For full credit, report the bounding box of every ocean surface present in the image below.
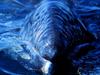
[0,0,100,75]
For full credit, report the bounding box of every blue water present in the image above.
[0,0,100,75]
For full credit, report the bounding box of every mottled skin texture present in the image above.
[20,0,96,75]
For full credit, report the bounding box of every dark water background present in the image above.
[0,0,100,75]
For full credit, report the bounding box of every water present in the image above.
[0,0,100,75]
